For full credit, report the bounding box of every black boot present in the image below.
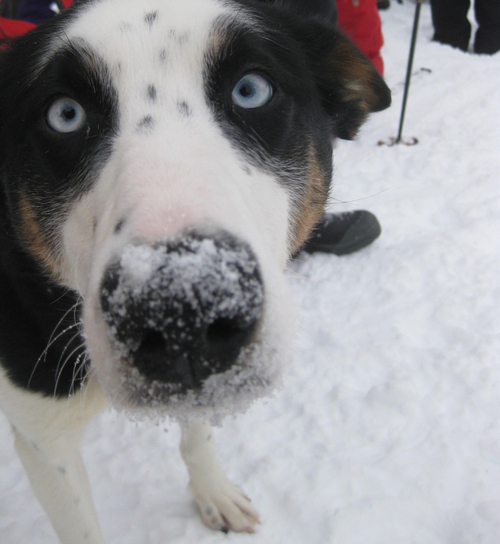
[474,26,500,54]
[301,210,381,256]
[430,0,471,51]
[474,0,500,55]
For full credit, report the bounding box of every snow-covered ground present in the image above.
[1,2,499,543]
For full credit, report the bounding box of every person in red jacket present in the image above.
[336,0,385,75]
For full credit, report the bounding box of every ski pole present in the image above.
[395,0,423,143]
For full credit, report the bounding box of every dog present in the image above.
[0,0,390,541]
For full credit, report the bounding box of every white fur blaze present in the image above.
[57,0,294,422]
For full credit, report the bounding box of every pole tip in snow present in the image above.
[378,137,419,147]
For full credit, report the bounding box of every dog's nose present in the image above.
[99,233,264,390]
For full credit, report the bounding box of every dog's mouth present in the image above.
[87,231,286,423]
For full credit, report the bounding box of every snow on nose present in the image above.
[99,231,264,390]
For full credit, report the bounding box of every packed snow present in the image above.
[1,2,499,543]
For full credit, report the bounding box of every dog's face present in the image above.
[0,0,390,421]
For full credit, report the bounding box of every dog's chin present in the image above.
[84,296,292,426]
[99,341,283,426]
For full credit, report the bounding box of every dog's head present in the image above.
[0,0,390,421]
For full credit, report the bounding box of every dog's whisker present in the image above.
[328,186,396,206]
[70,351,89,397]
[53,339,86,398]
[42,300,82,355]
[45,321,80,358]
[27,319,81,390]
[70,350,86,392]
[51,325,85,396]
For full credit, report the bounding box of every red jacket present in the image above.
[0,0,73,41]
[336,0,384,75]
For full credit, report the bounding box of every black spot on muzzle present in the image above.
[100,232,264,390]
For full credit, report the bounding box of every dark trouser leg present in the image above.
[475,0,500,54]
[430,0,471,51]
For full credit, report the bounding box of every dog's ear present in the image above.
[299,23,392,140]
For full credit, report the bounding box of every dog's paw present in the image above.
[189,473,260,533]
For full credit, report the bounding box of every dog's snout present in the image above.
[100,233,264,389]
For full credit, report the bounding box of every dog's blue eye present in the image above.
[232,74,273,109]
[46,98,87,133]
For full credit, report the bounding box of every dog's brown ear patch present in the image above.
[304,26,391,140]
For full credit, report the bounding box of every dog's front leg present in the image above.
[180,423,260,533]
[0,375,108,544]
[14,429,106,544]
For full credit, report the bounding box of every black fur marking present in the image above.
[147,84,157,102]
[144,11,158,28]
[0,19,118,397]
[177,101,192,117]
[119,22,132,33]
[205,8,390,187]
[169,29,189,45]
[159,48,168,64]
[137,115,155,132]
[0,235,88,397]
[0,39,117,196]
[114,219,125,234]
[205,14,329,189]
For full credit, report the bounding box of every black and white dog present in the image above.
[0,0,390,541]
